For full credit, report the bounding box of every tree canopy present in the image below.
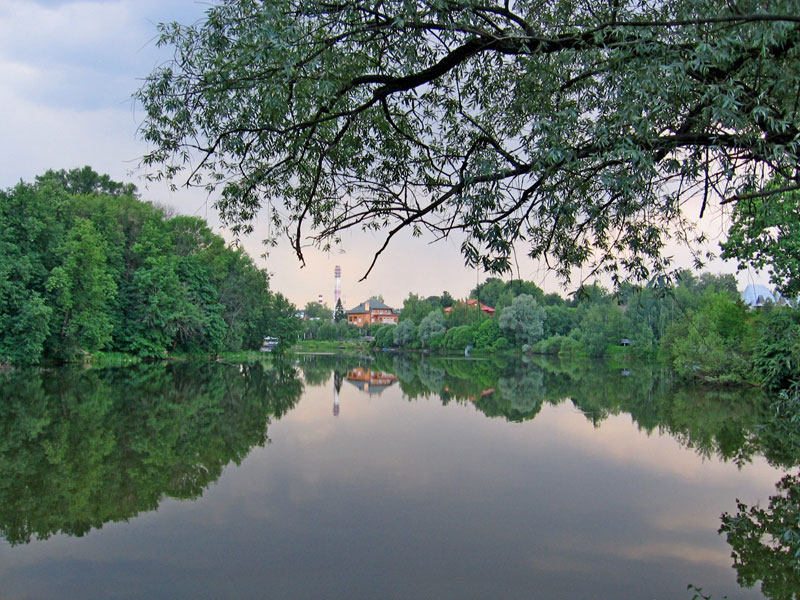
[138,0,800,284]
[0,167,295,364]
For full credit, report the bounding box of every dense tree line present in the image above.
[369,272,799,395]
[0,168,298,364]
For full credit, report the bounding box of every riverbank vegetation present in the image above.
[0,167,299,365]
[361,274,799,399]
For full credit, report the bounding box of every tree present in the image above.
[264,293,302,350]
[138,1,800,284]
[418,310,446,348]
[46,219,116,359]
[334,298,345,322]
[721,180,800,297]
[393,318,416,347]
[303,301,332,320]
[499,294,545,347]
[400,293,437,325]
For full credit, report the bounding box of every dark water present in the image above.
[0,355,796,599]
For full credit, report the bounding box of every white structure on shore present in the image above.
[741,284,775,308]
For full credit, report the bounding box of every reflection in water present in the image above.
[345,367,398,395]
[296,353,800,600]
[0,361,302,546]
[303,352,798,472]
[720,473,800,600]
[1,353,797,600]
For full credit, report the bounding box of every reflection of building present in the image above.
[345,367,398,395]
[346,299,399,326]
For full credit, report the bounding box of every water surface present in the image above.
[0,356,794,599]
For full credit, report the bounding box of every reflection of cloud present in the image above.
[535,404,783,490]
[616,542,731,569]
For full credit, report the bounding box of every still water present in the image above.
[0,355,795,599]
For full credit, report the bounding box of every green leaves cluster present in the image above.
[0,168,296,364]
[722,180,800,298]
[138,0,800,283]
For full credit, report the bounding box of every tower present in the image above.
[334,265,342,308]
[318,293,323,305]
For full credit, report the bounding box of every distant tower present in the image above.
[334,265,342,308]
[318,294,323,305]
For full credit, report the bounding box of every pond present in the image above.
[0,354,797,599]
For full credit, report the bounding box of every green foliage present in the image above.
[471,278,544,310]
[722,179,800,297]
[445,301,485,327]
[498,294,546,347]
[393,318,417,347]
[443,325,475,350]
[334,298,345,322]
[138,1,800,283]
[752,307,800,392]
[418,310,446,348]
[428,332,446,351]
[474,318,502,350]
[543,305,577,338]
[373,324,396,348]
[576,302,627,357]
[304,301,332,320]
[400,293,438,325]
[720,473,800,600]
[46,218,116,359]
[663,291,753,382]
[0,168,286,363]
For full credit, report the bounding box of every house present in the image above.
[444,299,495,316]
[346,299,399,326]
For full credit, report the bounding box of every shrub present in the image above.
[444,325,475,350]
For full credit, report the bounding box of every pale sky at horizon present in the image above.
[0,0,770,309]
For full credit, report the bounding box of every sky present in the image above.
[0,0,768,309]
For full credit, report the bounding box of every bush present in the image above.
[393,319,417,347]
[429,332,446,351]
[752,307,800,391]
[444,325,475,350]
[474,318,501,349]
[492,337,510,352]
[373,324,396,348]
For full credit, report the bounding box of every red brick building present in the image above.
[346,299,399,327]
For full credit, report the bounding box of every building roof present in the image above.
[346,299,394,314]
[444,299,495,315]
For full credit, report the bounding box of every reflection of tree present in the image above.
[0,361,302,545]
[493,370,546,421]
[720,473,800,600]
[417,360,446,395]
[296,353,367,387]
[370,353,800,469]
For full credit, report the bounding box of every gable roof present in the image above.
[346,299,394,314]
